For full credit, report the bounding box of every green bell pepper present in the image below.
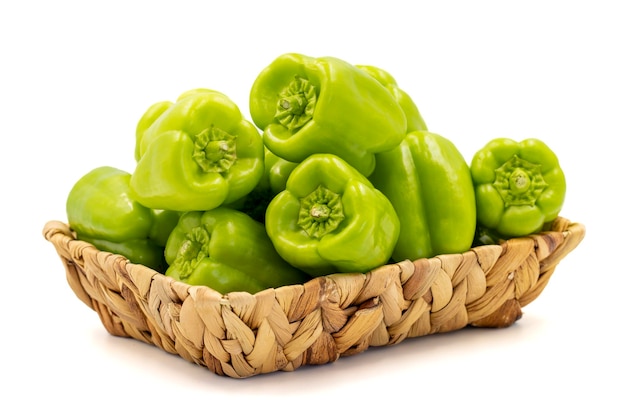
[470,137,566,237]
[130,88,264,211]
[356,65,428,132]
[66,166,180,272]
[249,53,407,176]
[265,153,400,276]
[369,131,476,261]
[164,208,309,294]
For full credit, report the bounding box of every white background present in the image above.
[2,0,623,415]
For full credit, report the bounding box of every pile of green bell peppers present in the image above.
[64,52,567,294]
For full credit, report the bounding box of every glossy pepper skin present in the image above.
[249,53,407,176]
[470,138,566,237]
[265,154,400,277]
[66,166,180,272]
[369,131,476,262]
[356,65,428,132]
[164,208,309,294]
[130,88,264,211]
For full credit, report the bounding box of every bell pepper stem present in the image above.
[274,76,317,131]
[297,185,345,239]
[494,155,547,207]
[192,125,237,173]
[173,226,211,278]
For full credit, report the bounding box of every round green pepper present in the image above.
[470,137,566,237]
[131,88,264,212]
[265,154,400,276]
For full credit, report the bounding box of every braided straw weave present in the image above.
[43,217,584,378]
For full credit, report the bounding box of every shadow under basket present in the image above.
[43,217,585,378]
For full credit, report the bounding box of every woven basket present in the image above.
[43,216,584,378]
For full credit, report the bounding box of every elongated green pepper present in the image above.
[249,53,407,176]
[356,65,428,132]
[369,131,476,261]
[265,154,400,276]
[131,88,264,211]
[165,208,309,294]
[470,138,566,237]
[66,166,179,272]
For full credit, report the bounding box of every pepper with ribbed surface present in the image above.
[131,88,264,212]
[249,53,407,176]
[265,153,400,276]
[470,137,566,237]
[369,131,476,261]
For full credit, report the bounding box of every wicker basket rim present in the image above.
[42,216,585,378]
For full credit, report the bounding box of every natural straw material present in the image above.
[43,217,584,378]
